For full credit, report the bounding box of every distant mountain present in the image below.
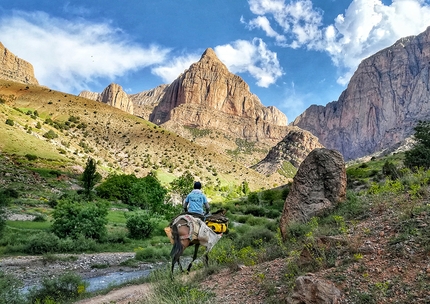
[292,26,430,160]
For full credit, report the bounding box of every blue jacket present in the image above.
[183,189,209,215]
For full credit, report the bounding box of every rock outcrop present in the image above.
[252,128,324,176]
[292,26,430,160]
[130,84,168,120]
[289,274,344,304]
[0,42,39,85]
[98,83,133,114]
[279,148,346,240]
[79,83,133,114]
[149,48,289,144]
[78,91,100,101]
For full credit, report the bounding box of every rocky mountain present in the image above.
[130,84,168,120]
[0,42,39,85]
[252,128,324,176]
[292,26,430,161]
[79,83,133,114]
[149,48,289,145]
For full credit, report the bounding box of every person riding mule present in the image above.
[166,214,222,274]
[183,181,210,221]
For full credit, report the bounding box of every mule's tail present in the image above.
[170,224,183,258]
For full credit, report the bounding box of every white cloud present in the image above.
[0,11,170,93]
[246,0,430,84]
[151,53,201,83]
[214,38,283,87]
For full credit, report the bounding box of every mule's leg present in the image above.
[187,244,199,272]
[202,250,209,267]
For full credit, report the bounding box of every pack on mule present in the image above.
[165,210,227,274]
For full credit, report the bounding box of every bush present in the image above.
[43,129,58,139]
[243,205,266,217]
[135,246,170,262]
[25,153,38,161]
[126,211,158,239]
[5,119,14,126]
[0,271,24,304]
[405,120,430,170]
[27,272,87,303]
[51,200,109,240]
[24,232,60,254]
[236,226,275,249]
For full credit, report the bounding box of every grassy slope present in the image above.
[0,79,289,192]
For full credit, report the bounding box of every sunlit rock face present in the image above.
[0,42,39,85]
[292,26,430,160]
[149,48,289,144]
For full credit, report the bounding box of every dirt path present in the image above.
[75,283,153,304]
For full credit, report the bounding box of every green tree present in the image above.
[405,120,430,170]
[81,157,101,199]
[51,200,109,240]
[130,173,168,214]
[96,174,138,204]
[169,170,194,200]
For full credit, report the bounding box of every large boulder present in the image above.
[288,274,344,304]
[279,148,347,240]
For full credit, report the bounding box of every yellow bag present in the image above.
[206,221,228,234]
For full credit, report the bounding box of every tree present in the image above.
[96,174,138,204]
[130,173,168,213]
[169,170,194,200]
[81,157,100,199]
[405,120,430,170]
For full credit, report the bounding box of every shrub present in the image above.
[243,205,266,217]
[236,226,275,249]
[0,271,24,304]
[135,246,170,261]
[26,272,87,303]
[24,232,60,254]
[43,129,58,139]
[51,200,109,240]
[405,120,430,170]
[25,154,38,161]
[5,119,14,126]
[126,211,158,239]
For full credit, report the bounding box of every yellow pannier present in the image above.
[206,221,228,234]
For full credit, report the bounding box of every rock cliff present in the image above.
[252,128,324,176]
[292,26,430,160]
[79,83,133,114]
[149,48,289,144]
[130,84,168,120]
[0,42,39,85]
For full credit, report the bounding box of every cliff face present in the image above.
[79,83,133,115]
[130,84,168,120]
[149,48,289,144]
[0,42,39,85]
[293,26,430,160]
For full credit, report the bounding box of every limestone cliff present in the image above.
[149,48,289,144]
[0,42,39,85]
[130,84,168,120]
[252,128,324,176]
[79,84,133,114]
[292,26,430,160]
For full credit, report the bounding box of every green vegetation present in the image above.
[405,120,430,170]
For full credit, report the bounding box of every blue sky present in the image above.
[1,0,430,122]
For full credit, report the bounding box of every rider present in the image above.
[183,181,210,221]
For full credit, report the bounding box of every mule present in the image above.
[167,214,222,274]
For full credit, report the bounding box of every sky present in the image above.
[1,0,430,122]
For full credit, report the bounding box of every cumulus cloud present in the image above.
[246,0,430,84]
[151,53,201,83]
[0,11,170,93]
[214,38,283,87]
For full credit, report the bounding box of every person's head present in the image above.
[194,181,202,189]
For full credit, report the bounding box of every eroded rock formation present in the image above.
[0,42,39,85]
[279,148,346,240]
[149,48,289,144]
[293,26,430,160]
[252,128,324,176]
[79,83,133,114]
[130,84,168,120]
